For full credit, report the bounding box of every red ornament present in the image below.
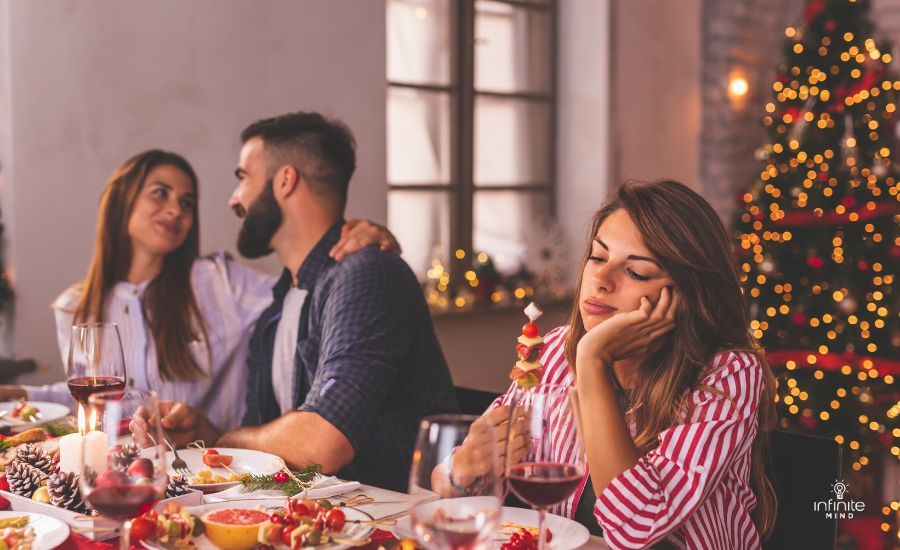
[798,415,818,431]
[843,197,855,207]
[0,473,9,492]
[792,313,807,326]
[522,323,539,338]
[857,261,868,271]
[804,0,825,23]
[825,20,837,31]
[891,246,900,259]
[274,472,289,484]
[808,257,823,268]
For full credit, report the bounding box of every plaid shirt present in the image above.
[243,220,459,491]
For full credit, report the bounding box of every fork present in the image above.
[163,436,193,477]
[149,432,193,477]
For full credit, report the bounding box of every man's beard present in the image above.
[236,177,283,259]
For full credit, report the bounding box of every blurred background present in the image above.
[4,0,900,546]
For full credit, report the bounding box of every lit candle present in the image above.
[58,406,85,474]
[83,409,108,473]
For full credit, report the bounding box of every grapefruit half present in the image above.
[201,508,269,550]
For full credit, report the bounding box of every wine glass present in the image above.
[67,323,127,406]
[80,390,168,550]
[505,384,585,550]
[409,414,502,550]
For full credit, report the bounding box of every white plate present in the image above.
[143,447,283,493]
[394,506,591,550]
[0,402,70,431]
[140,498,375,550]
[0,511,70,550]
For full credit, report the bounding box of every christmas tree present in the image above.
[736,0,900,493]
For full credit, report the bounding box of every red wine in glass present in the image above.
[67,376,126,406]
[67,323,127,406]
[85,485,159,520]
[507,462,582,507]
[506,385,586,550]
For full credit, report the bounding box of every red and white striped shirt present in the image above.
[486,326,763,550]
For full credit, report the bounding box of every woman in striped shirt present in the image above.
[449,180,777,549]
[0,150,393,432]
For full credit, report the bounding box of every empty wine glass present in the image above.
[506,384,586,550]
[80,390,168,550]
[67,323,127,406]
[409,414,502,550]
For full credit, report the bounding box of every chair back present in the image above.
[455,387,502,416]
[763,430,841,550]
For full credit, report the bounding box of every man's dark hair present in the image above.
[241,112,356,210]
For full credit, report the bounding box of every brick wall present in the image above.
[700,0,806,218]
[700,0,900,220]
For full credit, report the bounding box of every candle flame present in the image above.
[77,405,86,436]
[89,409,97,432]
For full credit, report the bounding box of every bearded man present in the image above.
[134,112,458,492]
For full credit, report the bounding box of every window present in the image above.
[387,0,556,286]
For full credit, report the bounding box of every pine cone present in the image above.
[166,475,191,498]
[5,462,45,498]
[110,443,141,472]
[47,470,88,514]
[15,444,53,475]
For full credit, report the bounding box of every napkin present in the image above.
[202,475,361,503]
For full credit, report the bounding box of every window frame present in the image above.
[387,0,558,286]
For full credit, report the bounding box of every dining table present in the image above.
[52,479,609,550]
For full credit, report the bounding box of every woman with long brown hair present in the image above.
[1,149,395,432]
[445,180,776,549]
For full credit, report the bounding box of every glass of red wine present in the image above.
[80,390,168,550]
[67,323,127,406]
[409,414,502,550]
[505,384,585,550]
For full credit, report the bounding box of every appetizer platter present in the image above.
[142,447,283,494]
[393,506,589,550]
[136,498,375,550]
[0,511,70,550]
[0,402,70,434]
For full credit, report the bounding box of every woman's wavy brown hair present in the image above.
[69,150,209,381]
[564,179,777,537]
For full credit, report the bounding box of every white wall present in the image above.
[556,0,612,277]
[0,0,386,384]
[612,0,701,188]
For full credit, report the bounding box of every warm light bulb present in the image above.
[729,76,749,97]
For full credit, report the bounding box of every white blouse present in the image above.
[25,252,278,432]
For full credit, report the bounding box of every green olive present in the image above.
[191,516,204,537]
[516,373,539,388]
[317,499,333,510]
[167,519,180,540]
[306,529,322,546]
[301,516,314,526]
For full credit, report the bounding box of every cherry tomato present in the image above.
[325,509,346,532]
[270,513,285,525]
[522,323,539,338]
[130,517,155,542]
[280,525,296,547]
[144,510,159,521]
